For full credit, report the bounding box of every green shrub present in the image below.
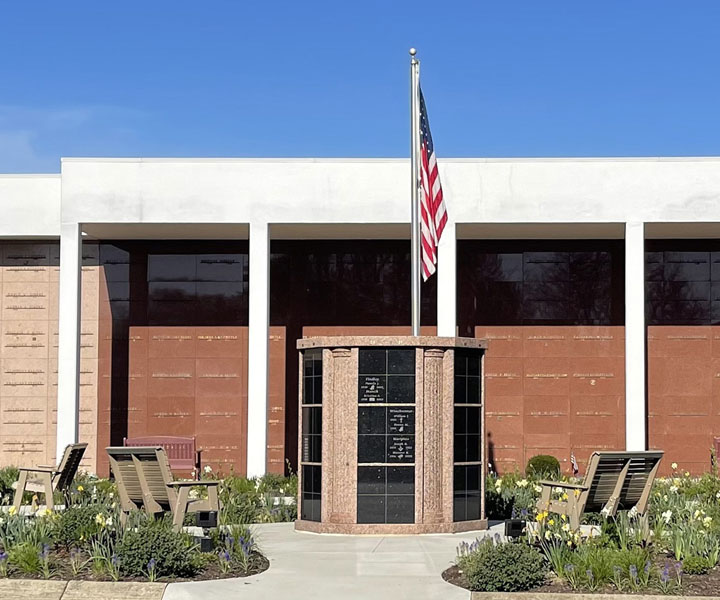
[683,555,709,575]
[0,467,19,505]
[526,455,561,479]
[458,540,546,592]
[52,505,104,548]
[117,518,198,578]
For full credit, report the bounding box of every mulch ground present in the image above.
[442,565,720,596]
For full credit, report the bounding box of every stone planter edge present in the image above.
[0,579,167,600]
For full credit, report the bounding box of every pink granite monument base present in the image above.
[296,336,488,535]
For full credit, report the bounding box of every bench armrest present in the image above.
[537,480,587,490]
[18,467,57,474]
[167,480,221,487]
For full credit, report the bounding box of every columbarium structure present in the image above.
[296,336,487,534]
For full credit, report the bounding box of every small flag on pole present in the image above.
[418,87,448,281]
[571,452,579,476]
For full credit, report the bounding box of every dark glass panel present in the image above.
[453,495,467,522]
[357,496,385,524]
[387,349,415,374]
[358,406,386,435]
[466,407,481,435]
[453,466,465,492]
[454,407,467,434]
[358,435,385,463]
[386,495,414,524]
[148,281,196,301]
[458,240,623,332]
[467,354,480,377]
[466,492,481,520]
[455,354,467,376]
[387,466,414,495]
[454,435,467,463]
[466,378,480,404]
[357,466,385,495]
[196,255,245,282]
[386,376,414,403]
[466,464,480,492]
[359,349,386,374]
[466,435,480,462]
[312,377,323,404]
[148,254,196,282]
[454,377,467,403]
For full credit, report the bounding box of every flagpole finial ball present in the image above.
[409,48,417,56]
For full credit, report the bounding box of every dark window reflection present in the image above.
[100,241,249,327]
[458,240,624,334]
[645,241,720,325]
[96,240,249,454]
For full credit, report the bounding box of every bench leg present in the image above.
[13,471,28,512]
[536,485,551,512]
[173,487,191,532]
[207,485,219,512]
[41,472,54,511]
[568,495,581,530]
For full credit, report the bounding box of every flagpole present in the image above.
[410,48,421,336]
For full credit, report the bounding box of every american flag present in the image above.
[419,87,448,281]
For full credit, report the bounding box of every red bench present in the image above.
[123,436,201,475]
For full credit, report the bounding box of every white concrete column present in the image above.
[56,222,82,458]
[247,221,270,477]
[437,220,457,336]
[625,221,646,450]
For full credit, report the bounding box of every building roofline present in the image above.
[60,156,720,164]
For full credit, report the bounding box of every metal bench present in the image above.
[123,436,201,475]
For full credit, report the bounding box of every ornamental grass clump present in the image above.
[457,538,546,592]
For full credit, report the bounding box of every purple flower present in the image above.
[564,564,575,573]
[111,554,119,567]
[219,550,231,562]
[629,565,638,580]
[674,562,683,576]
[586,570,594,582]
[0,551,7,562]
[613,565,622,576]
[520,508,529,518]
[661,565,670,584]
[644,560,651,574]
[40,544,50,560]
[147,558,156,570]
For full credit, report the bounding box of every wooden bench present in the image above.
[107,446,220,531]
[12,443,87,511]
[536,450,664,531]
[123,436,201,475]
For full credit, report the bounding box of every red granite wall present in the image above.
[475,326,626,475]
[648,326,720,474]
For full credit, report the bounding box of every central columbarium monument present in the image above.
[296,336,487,534]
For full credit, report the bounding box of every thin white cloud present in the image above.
[0,105,148,173]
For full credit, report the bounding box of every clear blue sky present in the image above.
[2,1,720,172]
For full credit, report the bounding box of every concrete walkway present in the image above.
[164,522,503,600]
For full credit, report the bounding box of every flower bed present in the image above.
[0,467,297,582]
[445,464,720,595]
